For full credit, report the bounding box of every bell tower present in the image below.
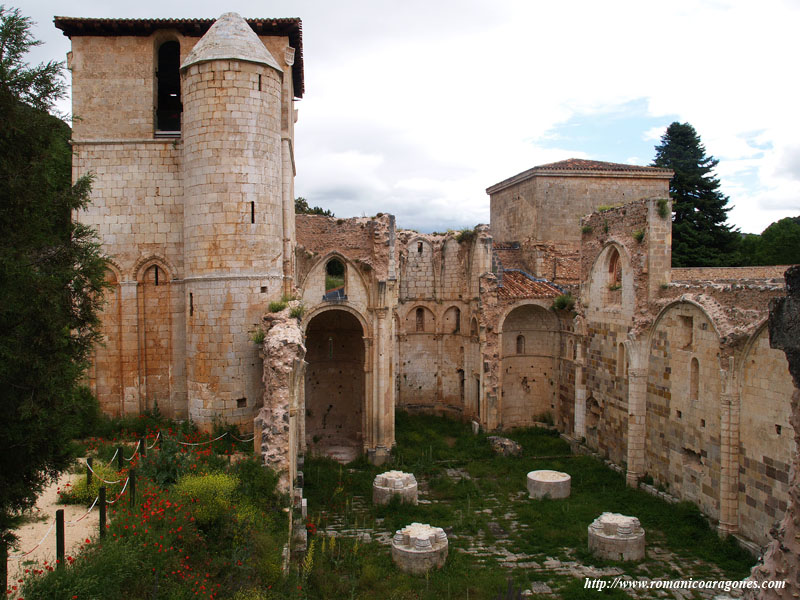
[181,12,285,428]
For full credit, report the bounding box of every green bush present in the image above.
[657,197,670,219]
[58,461,122,505]
[632,229,645,243]
[551,293,575,312]
[175,471,239,527]
[455,228,476,243]
[581,225,593,235]
[289,303,305,319]
[250,327,266,344]
[268,300,287,313]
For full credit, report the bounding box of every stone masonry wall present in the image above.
[395,230,484,419]
[748,265,800,599]
[490,174,669,245]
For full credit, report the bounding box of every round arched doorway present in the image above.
[305,309,365,461]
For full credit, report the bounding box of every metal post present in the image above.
[99,487,106,537]
[56,509,65,569]
[129,469,136,507]
[140,437,146,457]
[86,457,93,490]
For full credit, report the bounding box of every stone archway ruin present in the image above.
[304,309,365,461]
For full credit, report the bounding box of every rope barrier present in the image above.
[105,447,120,466]
[7,519,56,560]
[230,433,256,443]
[83,459,123,485]
[65,495,100,524]
[106,477,130,505]
[145,432,160,450]
[123,440,141,461]
[175,432,228,446]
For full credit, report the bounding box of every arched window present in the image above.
[416,308,425,332]
[453,308,461,333]
[516,335,525,354]
[156,41,181,133]
[690,357,699,401]
[608,247,621,289]
[324,258,345,300]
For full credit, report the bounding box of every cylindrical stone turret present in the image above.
[181,12,284,428]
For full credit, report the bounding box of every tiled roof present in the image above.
[497,270,562,300]
[53,16,304,97]
[486,158,672,194]
[532,158,671,173]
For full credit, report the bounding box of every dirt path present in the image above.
[6,470,100,599]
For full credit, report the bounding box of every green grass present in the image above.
[325,275,344,291]
[300,412,755,599]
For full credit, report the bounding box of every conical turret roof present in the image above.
[181,12,281,71]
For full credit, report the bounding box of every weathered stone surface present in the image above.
[257,308,305,493]
[527,470,571,499]
[391,523,448,575]
[747,265,800,600]
[588,513,645,562]
[373,470,418,505]
[488,436,522,457]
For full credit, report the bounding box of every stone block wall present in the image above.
[738,326,795,544]
[645,302,723,521]
[490,172,669,246]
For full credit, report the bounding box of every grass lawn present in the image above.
[300,411,755,599]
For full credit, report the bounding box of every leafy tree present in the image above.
[756,217,800,266]
[652,122,740,267]
[295,196,333,216]
[0,6,108,544]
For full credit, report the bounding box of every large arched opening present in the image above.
[499,303,560,427]
[304,309,365,461]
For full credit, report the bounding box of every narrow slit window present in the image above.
[328,337,334,359]
[453,308,461,333]
[189,292,193,316]
[258,74,262,91]
[154,266,159,286]
[516,335,525,355]
[417,242,423,253]
[250,201,255,224]
[690,357,699,401]
[416,308,424,332]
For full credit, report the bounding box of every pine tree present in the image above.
[0,7,108,545]
[652,122,740,267]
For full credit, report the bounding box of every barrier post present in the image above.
[86,457,93,490]
[117,446,123,470]
[56,509,65,569]
[140,437,146,458]
[129,469,136,507]
[2,539,7,597]
[99,487,107,537]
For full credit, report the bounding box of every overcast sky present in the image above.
[23,0,800,233]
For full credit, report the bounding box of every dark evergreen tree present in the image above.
[652,122,740,267]
[0,7,108,545]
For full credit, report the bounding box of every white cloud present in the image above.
[23,0,800,234]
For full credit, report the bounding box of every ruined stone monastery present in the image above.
[55,13,796,550]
